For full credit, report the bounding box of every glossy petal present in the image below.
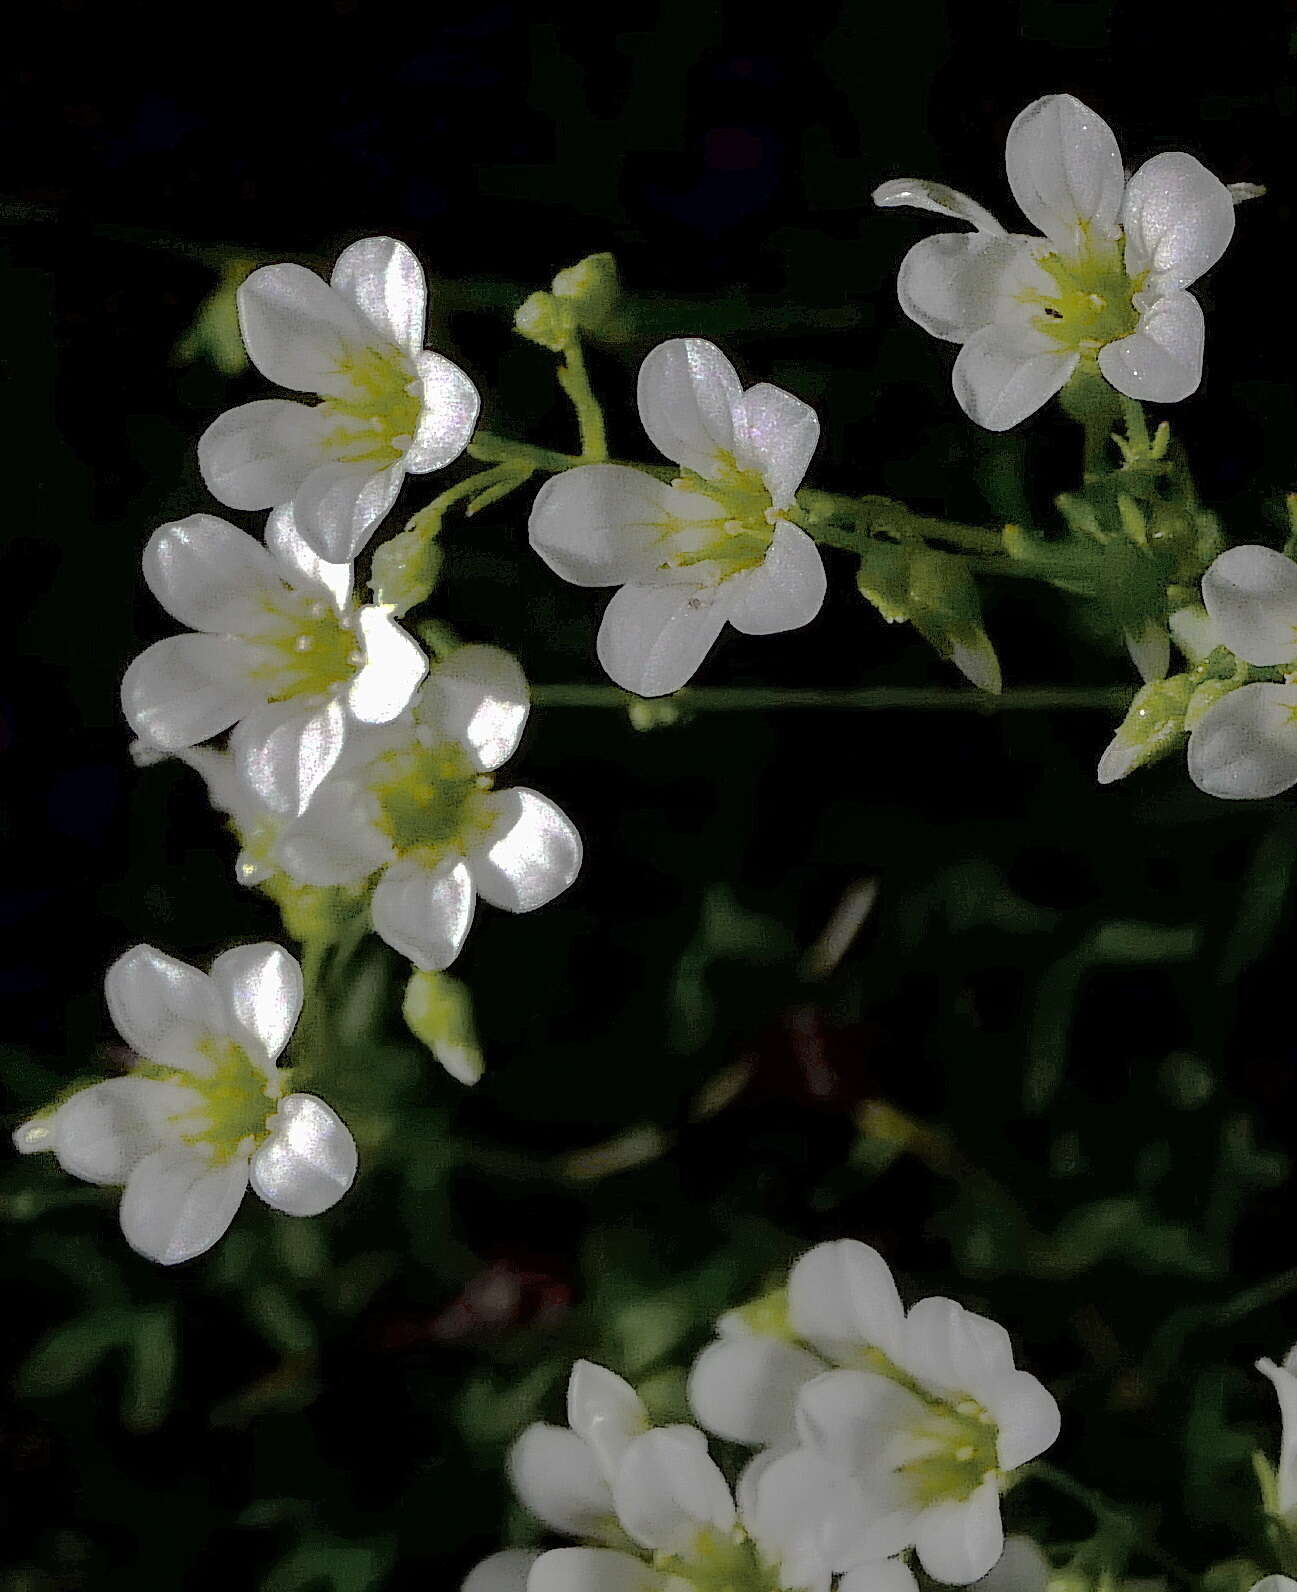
[787,1239,908,1363]
[900,1297,1015,1396]
[122,633,268,751]
[1187,683,1297,800]
[597,581,729,697]
[418,644,529,771]
[1201,545,1297,666]
[973,1537,1051,1592]
[250,1093,357,1216]
[232,698,350,817]
[840,1561,924,1592]
[796,1369,929,1476]
[275,776,393,886]
[529,465,692,588]
[348,608,427,724]
[988,1371,1061,1470]
[636,337,743,478]
[404,350,481,473]
[198,398,329,512]
[913,1480,1004,1585]
[105,944,224,1069]
[238,262,371,397]
[741,1446,865,1589]
[461,1551,541,1592]
[469,789,582,914]
[1004,93,1125,249]
[872,178,1005,235]
[119,1147,249,1265]
[731,382,820,508]
[507,1424,613,1537]
[1097,290,1204,404]
[371,856,476,971]
[527,1550,659,1592]
[209,942,303,1065]
[265,504,352,611]
[952,324,1076,432]
[330,236,426,354]
[896,233,1037,345]
[567,1360,649,1482]
[142,515,283,634]
[1121,152,1234,293]
[292,459,405,563]
[612,1426,736,1555]
[687,1335,824,1444]
[53,1077,195,1185]
[727,522,827,637]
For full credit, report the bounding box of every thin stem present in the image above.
[1032,1463,1194,1585]
[289,936,331,1085]
[799,490,1008,558]
[469,432,581,473]
[531,683,1131,713]
[556,337,609,462]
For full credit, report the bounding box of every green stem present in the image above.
[1032,1463,1193,1584]
[404,465,513,535]
[556,337,609,462]
[290,936,331,1085]
[798,489,1008,558]
[531,684,1131,713]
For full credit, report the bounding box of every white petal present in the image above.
[52,1077,194,1185]
[119,1147,249,1265]
[727,521,827,637]
[597,582,730,697]
[1125,621,1170,684]
[872,178,1005,235]
[1004,93,1125,249]
[198,399,330,512]
[1247,1581,1297,1592]
[122,634,268,751]
[900,1297,1015,1396]
[787,1239,908,1363]
[347,608,427,725]
[987,1371,1061,1471]
[796,1369,929,1475]
[567,1360,649,1482]
[275,776,393,886]
[528,465,692,589]
[687,1335,824,1444]
[250,1093,357,1216]
[731,382,819,508]
[462,1552,541,1592]
[507,1424,614,1537]
[417,644,530,772]
[104,945,224,1068]
[12,1116,57,1156]
[265,504,352,611]
[330,236,426,354]
[973,1536,1051,1592]
[403,350,481,474]
[292,460,405,563]
[1120,152,1235,293]
[208,942,303,1065]
[371,856,476,971]
[468,788,582,914]
[895,234,1037,345]
[913,1481,1004,1585]
[527,1549,659,1592]
[743,1446,884,1581]
[953,324,1076,432]
[612,1426,736,1555]
[1097,290,1204,404]
[142,515,284,634]
[1201,545,1297,665]
[636,337,743,478]
[841,1563,923,1592]
[238,262,372,396]
[1259,1359,1297,1515]
[1187,683,1297,801]
[232,698,350,818]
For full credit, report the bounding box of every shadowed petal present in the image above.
[119,1147,249,1265]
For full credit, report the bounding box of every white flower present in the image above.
[1258,1346,1297,1519]
[874,93,1235,430]
[529,338,827,697]
[465,1358,918,1592]
[1187,545,1297,799]
[275,644,581,971]
[688,1241,1060,1585]
[13,943,357,1265]
[198,236,480,562]
[122,507,426,816]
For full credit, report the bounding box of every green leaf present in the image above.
[121,1305,178,1432]
[17,1308,133,1398]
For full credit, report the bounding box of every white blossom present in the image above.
[199,236,479,561]
[122,507,427,815]
[874,93,1235,430]
[1258,1346,1297,1520]
[688,1241,1059,1585]
[13,944,356,1264]
[529,338,827,696]
[274,644,581,971]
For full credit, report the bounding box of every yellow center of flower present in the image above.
[660,1529,792,1592]
[320,344,423,467]
[141,1036,281,1165]
[896,1396,1001,1506]
[1022,229,1144,354]
[665,454,778,581]
[370,738,495,863]
[251,595,360,701]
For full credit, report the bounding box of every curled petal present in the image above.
[1004,93,1125,249]
[727,522,827,637]
[330,236,426,354]
[612,1426,736,1555]
[988,1371,1061,1471]
[232,698,350,818]
[1097,290,1205,404]
[913,1479,1004,1585]
[952,324,1076,432]
[1187,683,1297,801]
[209,942,303,1066]
[143,515,283,634]
[104,944,224,1069]
[52,1077,195,1185]
[900,1296,1015,1396]
[872,178,1005,235]
[470,788,582,914]
[744,1447,891,1586]
[371,856,476,971]
[237,262,372,396]
[292,460,405,563]
[404,350,480,473]
[507,1425,614,1538]
[787,1238,907,1363]
[275,776,394,887]
[731,382,820,508]
[688,1335,824,1445]
[265,504,352,611]
[896,233,1041,345]
[636,337,743,478]
[1259,1359,1297,1516]
[348,608,428,725]
[418,644,530,772]
[1201,545,1297,666]
[597,581,730,697]
[122,634,269,752]
[119,1147,249,1266]
[1121,152,1235,293]
[250,1093,357,1216]
[567,1360,649,1482]
[529,465,689,589]
[198,398,329,513]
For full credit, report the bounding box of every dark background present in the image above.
[4,4,1297,1588]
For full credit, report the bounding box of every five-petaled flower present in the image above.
[874,93,1235,430]
[274,645,582,972]
[199,236,480,561]
[14,943,357,1265]
[122,506,427,816]
[529,337,827,697]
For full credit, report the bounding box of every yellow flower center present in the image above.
[660,1529,794,1592]
[250,594,360,701]
[319,344,423,467]
[1021,228,1144,355]
[141,1036,281,1165]
[370,738,495,864]
[895,1396,1001,1506]
[664,454,778,581]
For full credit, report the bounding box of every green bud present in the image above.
[627,698,683,731]
[1168,605,1217,665]
[1098,673,1195,784]
[174,257,257,376]
[1185,674,1243,731]
[369,523,443,616]
[403,970,484,1086]
[857,544,1001,693]
[514,290,577,353]
[551,252,620,333]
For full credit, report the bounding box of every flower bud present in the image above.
[403,969,484,1085]
[514,290,577,353]
[1097,673,1195,784]
[551,252,620,333]
[370,523,444,616]
[857,544,1001,692]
